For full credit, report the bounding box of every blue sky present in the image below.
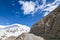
[0,0,60,27]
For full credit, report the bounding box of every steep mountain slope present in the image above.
[30,7,60,40]
[0,24,30,40]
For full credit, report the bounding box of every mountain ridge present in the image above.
[30,7,60,40]
[0,24,30,40]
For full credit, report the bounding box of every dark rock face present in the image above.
[30,7,60,40]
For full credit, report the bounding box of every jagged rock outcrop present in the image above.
[30,7,60,40]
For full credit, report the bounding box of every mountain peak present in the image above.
[0,24,30,40]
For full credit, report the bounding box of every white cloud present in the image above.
[19,1,35,15]
[18,0,60,16]
[43,0,60,16]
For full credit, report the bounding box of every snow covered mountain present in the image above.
[0,24,30,40]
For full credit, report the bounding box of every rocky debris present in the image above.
[15,33,25,40]
[6,36,16,40]
[30,7,60,40]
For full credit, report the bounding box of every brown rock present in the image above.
[15,33,25,40]
[30,7,60,40]
[6,36,16,40]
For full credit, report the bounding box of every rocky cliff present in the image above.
[30,7,60,40]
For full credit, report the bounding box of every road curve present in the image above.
[15,33,44,40]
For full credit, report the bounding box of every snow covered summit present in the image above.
[0,24,30,40]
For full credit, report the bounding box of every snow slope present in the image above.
[0,24,30,40]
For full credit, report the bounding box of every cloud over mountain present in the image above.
[19,0,60,16]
